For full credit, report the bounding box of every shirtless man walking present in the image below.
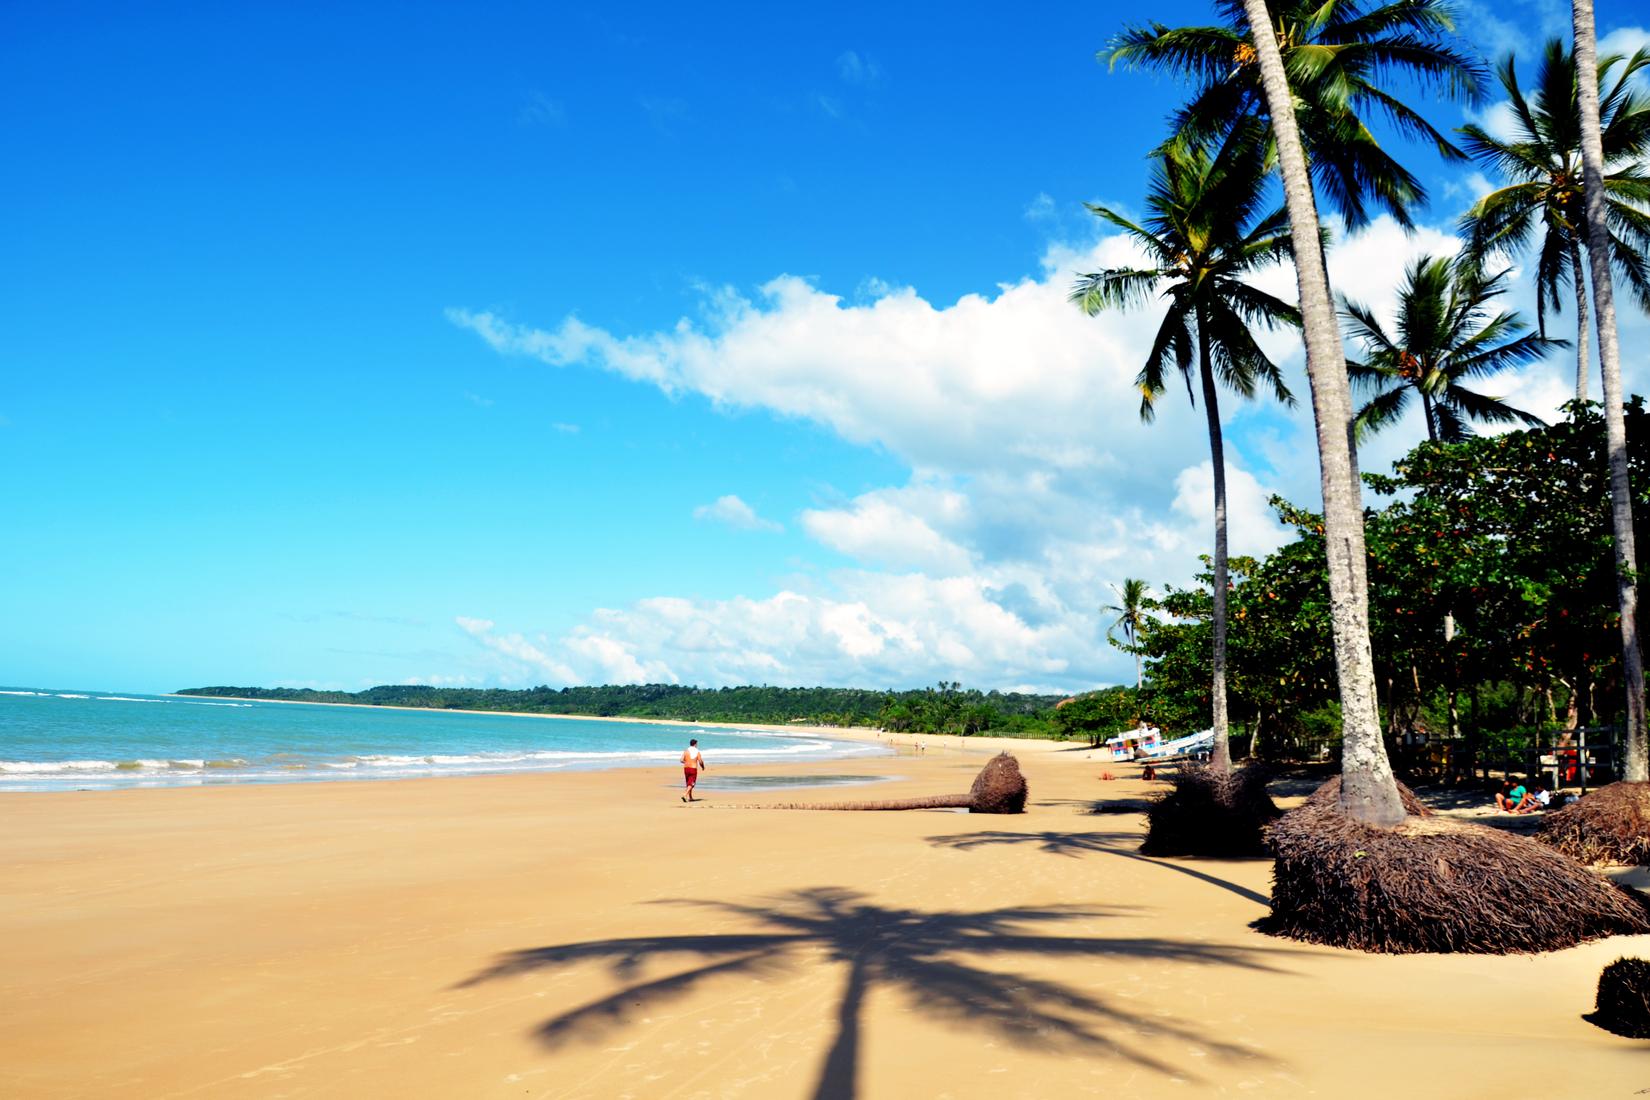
[681,738,706,802]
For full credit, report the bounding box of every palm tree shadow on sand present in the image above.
[927,830,1272,908]
[458,886,1294,1099]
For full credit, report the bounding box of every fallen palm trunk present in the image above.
[755,753,1027,814]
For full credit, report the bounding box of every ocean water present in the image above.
[0,687,887,791]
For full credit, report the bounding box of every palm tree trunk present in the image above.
[1569,238,1591,403]
[1240,0,1405,823]
[1198,309,1233,772]
[1573,0,1649,782]
[1421,391,1439,442]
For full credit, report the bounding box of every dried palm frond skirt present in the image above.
[1258,778,1650,953]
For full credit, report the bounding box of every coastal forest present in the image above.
[176,682,1090,737]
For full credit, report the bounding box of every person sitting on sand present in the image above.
[681,738,706,803]
[1497,779,1539,813]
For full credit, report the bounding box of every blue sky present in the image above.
[4,1,1647,694]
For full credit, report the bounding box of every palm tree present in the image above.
[1109,0,1482,817]
[1231,0,1406,824]
[1073,124,1299,772]
[1102,578,1152,701]
[1459,39,1650,402]
[1111,0,1485,229]
[1571,0,1648,782]
[1344,256,1557,442]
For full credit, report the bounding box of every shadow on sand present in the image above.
[458,886,1291,1099]
[928,830,1273,908]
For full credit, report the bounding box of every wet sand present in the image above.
[1,741,1645,1098]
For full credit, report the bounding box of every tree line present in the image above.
[176,682,1077,736]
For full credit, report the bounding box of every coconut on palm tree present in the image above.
[1459,39,1650,401]
[1111,0,1485,229]
[1344,256,1558,442]
[1073,123,1299,772]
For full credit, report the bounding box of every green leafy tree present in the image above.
[1344,256,1557,442]
[1072,123,1299,772]
[1459,39,1650,401]
[1051,688,1137,745]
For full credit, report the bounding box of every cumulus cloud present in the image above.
[693,494,783,532]
[801,484,973,572]
[1600,26,1650,61]
[457,572,1088,691]
[449,210,1604,690]
[1024,192,1057,221]
[836,50,882,86]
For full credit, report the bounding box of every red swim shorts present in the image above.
[683,767,698,783]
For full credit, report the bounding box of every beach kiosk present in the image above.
[1104,726,1163,762]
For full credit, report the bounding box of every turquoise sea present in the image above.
[0,687,887,791]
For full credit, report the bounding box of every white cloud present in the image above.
[457,573,1089,689]
[1453,0,1571,63]
[447,235,1200,482]
[450,211,1613,690]
[693,494,783,532]
[1024,192,1057,221]
[402,673,480,687]
[1601,26,1650,61]
[836,50,881,86]
[802,485,973,573]
[1170,462,1293,560]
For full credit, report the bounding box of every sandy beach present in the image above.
[2,742,1645,1099]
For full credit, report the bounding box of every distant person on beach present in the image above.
[681,739,706,802]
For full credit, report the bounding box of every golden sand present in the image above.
[1,737,1644,1098]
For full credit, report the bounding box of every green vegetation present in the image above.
[1133,401,1650,775]
[177,681,1082,739]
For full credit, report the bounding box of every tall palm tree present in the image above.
[1571,0,1647,782]
[1111,0,1485,229]
[1102,578,1152,701]
[1073,126,1298,772]
[1107,1,1472,820]
[1234,0,1406,824]
[1459,39,1650,402]
[1344,256,1557,442]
